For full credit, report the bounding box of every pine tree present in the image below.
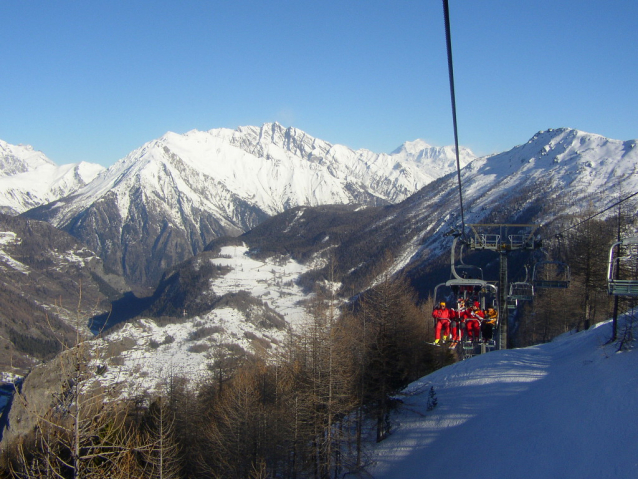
[426,386,438,411]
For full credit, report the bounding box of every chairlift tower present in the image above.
[467,224,541,349]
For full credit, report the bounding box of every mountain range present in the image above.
[0,140,104,215]
[1,124,636,313]
[16,122,475,288]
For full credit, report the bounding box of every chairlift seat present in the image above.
[509,293,534,301]
[445,278,488,289]
[462,341,474,351]
[533,279,570,289]
[608,238,638,297]
[532,260,571,289]
[509,282,534,301]
[608,280,638,296]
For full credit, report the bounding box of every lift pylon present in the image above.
[467,224,541,350]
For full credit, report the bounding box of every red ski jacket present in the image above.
[432,307,455,321]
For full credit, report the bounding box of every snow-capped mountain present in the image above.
[0,140,105,215]
[201,128,638,305]
[22,122,475,287]
[383,128,638,278]
[0,140,105,214]
[194,127,638,308]
[2,127,637,459]
[0,141,52,176]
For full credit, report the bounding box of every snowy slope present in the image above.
[368,315,638,479]
[0,140,104,214]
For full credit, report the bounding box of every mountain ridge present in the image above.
[0,140,104,215]
[18,122,476,287]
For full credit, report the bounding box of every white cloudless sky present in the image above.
[1,0,636,167]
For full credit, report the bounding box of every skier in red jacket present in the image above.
[450,299,469,346]
[432,301,455,344]
[466,301,484,341]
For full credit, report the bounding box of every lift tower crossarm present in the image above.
[468,224,539,252]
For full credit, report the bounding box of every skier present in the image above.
[450,299,469,347]
[481,306,498,341]
[432,301,454,344]
[465,301,483,341]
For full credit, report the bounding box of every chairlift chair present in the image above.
[509,282,535,301]
[433,279,496,308]
[608,237,638,296]
[532,260,571,289]
[508,265,535,301]
[432,235,500,355]
[440,236,498,307]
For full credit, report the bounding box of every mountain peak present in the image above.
[391,139,433,155]
[0,139,55,176]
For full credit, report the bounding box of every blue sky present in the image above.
[2,0,636,167]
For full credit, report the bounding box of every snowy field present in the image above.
[90,244,319,397]
[209,245,311,326]
[368,314,638,479]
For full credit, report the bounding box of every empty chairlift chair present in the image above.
[509,282,535,301]
[608,237,638,296]
[508,265,534,301]
[532,260,571,289]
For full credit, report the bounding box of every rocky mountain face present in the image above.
[0,214,128,375]
[0,140,104,215]
[21,123,475,288]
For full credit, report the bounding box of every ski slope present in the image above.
[368,314,638,479]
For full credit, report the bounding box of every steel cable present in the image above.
[442,0,466,236]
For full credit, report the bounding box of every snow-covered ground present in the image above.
[0,232,28,274]
[368,313,638,478]
[209,245,311,325]
[90,245,319,397]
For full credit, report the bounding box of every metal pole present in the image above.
[499,251,509,349]
[612,202,622,341]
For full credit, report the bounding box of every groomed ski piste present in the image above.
[368,313,638,479]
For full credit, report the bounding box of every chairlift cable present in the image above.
[552,190,638,238]
[442,0,467,236]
